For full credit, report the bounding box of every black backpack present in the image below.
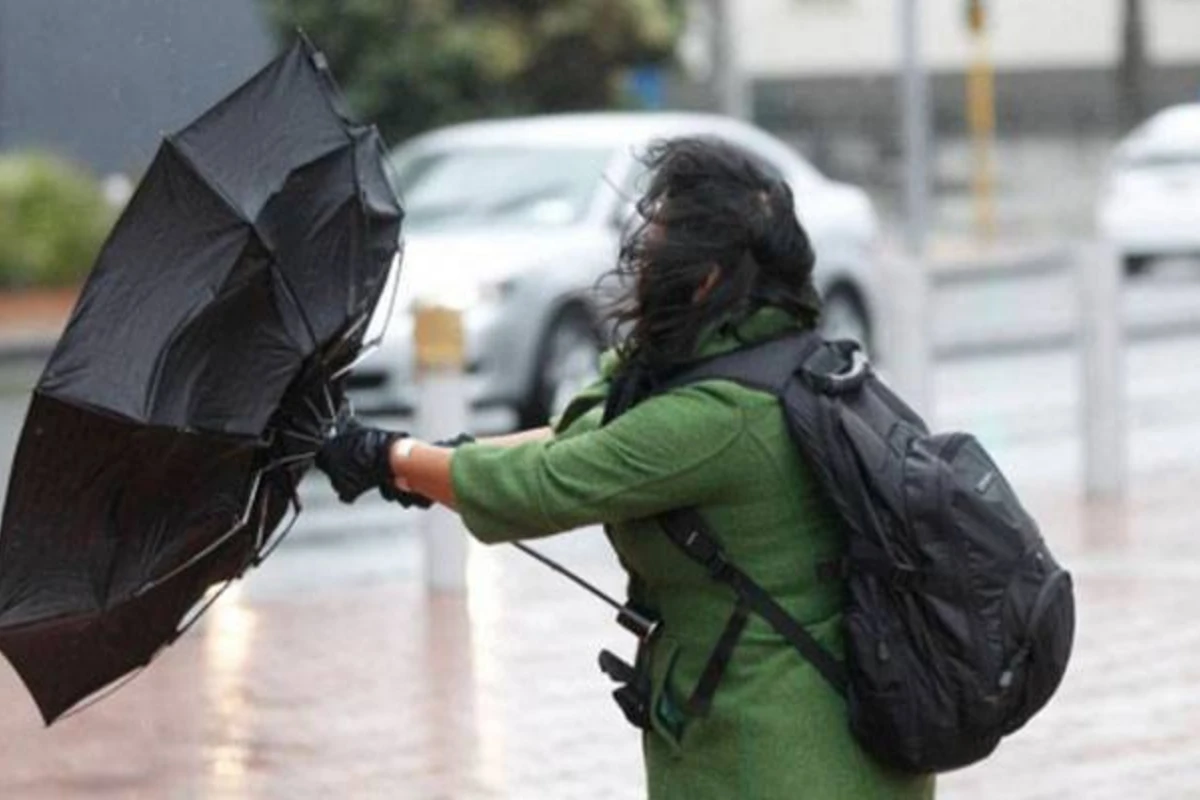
[631,330,1075,773]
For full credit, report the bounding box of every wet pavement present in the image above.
[1,472,1200,799]
[0,517,642,800]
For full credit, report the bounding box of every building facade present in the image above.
[730,0,1200,139]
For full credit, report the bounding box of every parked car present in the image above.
[1097,103,1200,276]
[348,112,881,430]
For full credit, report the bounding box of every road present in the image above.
[0,262,1198,798]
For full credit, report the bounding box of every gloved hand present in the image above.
[315,418,405,504]
[381,475,433,509]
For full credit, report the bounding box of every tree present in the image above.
[263,0,682,144]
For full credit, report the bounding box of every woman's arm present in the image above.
[388,440,458,509]
[385,426,554,509]
[445,385,747,544]
[476,426,552,447]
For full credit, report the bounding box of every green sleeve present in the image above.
[451,384,747,544]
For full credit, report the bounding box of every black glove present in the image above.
[315,418,404,504]
[380,475,433,509]
[435,432,476,449]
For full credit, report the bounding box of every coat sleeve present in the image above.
[450,384,747,543]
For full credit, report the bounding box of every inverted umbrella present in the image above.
[0,37,402,724]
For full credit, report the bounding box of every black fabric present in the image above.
[435,432,478,449]
[657,508,848,696]
[0,37,402,724]
[315,418,403,503]
[649,333,1076,774]
[683,598,750,717]
[599,649,651,730]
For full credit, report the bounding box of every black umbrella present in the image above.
[0,37,402,724]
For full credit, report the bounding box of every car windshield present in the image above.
[391,146,614,231]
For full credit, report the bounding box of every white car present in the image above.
[1097,103,1200,276]
[349,112,882,431]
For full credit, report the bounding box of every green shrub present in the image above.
[0,152,116,289]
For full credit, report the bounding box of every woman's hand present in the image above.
[315,418,409,504]
[317,422,553,509]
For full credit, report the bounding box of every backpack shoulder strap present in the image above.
[656,507,848,696]
[655,329,824,397]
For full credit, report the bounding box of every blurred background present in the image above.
[1,1,1199,798]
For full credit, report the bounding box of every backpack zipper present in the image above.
[997,567,1069,690]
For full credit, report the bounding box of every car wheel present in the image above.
[820,286,872,351]
[1124,255,1152,278]
[522,307,602,428]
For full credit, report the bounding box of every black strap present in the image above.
[684,599,751,716]
[600,330,855,711]
[599,649,651,730]
[654,330,822,397]
[658,508,848,695]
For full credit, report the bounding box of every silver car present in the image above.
[1096,103,1200,276]
[348,112,881,431]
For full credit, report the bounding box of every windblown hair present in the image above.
[606,136,822,374]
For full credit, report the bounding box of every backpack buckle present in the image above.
[599,650,651,730]
[704,550,731,579]
[683,529,730,578]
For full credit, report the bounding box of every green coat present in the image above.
[451,308,935,799]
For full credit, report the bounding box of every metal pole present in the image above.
[414,305,469,591]
[1079,240,1126,497]
[966,12,997,241]
[887,0,933,419]
[711,0,750,119]
[900,0,930,257]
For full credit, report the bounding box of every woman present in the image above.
[316,137,935,799]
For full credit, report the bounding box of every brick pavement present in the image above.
[1,470,1199,799]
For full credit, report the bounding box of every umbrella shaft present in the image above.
[510,542,639,622]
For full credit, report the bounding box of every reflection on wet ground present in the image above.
[0,470,1199,798]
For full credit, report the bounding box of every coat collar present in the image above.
[554,306,808,433]
[599,306,806,380]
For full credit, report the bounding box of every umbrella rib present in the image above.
[253,490,302,565]
[164,136,327,355]
[8,39,407,729]
[172,578,237,642]
[163,136,255,228]
[132,469,265,597]
[267,259,322,354]
[53,664,152,725]
[277,427,323,446]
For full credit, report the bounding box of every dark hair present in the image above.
[605,136,822,374]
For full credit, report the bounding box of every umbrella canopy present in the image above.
[0,37,402,723]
